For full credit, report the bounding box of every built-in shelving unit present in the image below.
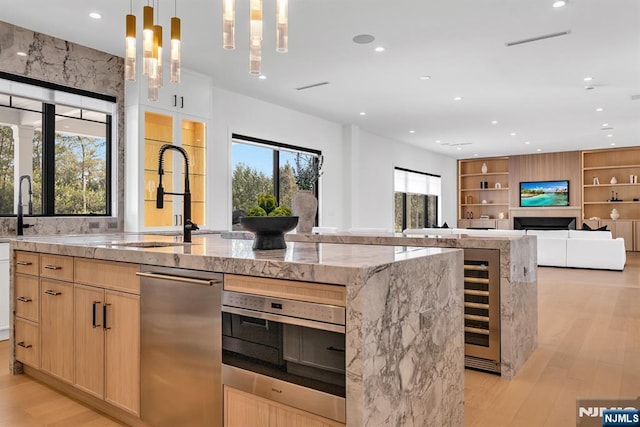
[458,157,509,229]
[582,147,640,251]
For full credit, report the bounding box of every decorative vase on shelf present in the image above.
[292,190,318,233]
[481,163,488,174]
[610,176,617,184]
[498,212,505,220]
[610,208,620,220]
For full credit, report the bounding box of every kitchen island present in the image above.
[9,233,464,427]
[286,231,537,379]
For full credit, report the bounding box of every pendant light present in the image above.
[276,0,288,53]
[153,23,163,87]
[170,4,181,83]
[125,1,136,81]
[222,0,235,50]
[142,3,155,76]
[223,0,289,75]
[249,0,263,75]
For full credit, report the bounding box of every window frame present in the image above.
[394,167,441,231]
[231,133,321,219]
[0,72,115,217]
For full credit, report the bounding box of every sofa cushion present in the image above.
[568,230,613,240]
[403,228,454,236]
[536,238,567,267]
[526,230,569,239]
[566,238,626,270]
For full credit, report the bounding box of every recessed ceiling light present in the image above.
[454,96,462,101]
[610,142,616,146]
[524,141,530,145]
[16,51,27,57]
[353,34,375,44]
[584,85,594,91]
[374,46,385,53]
[552,1,567,8]
[419,75,431,80]
[359,112,366,116]
[473,154,479,157]
[409,130,415,134]
[536,148,542,152]
[435,140,441,144]
[596,107,604,112]
[89,12,102,19]
[602,123,609,127]
[583,76,593,82]
[258,75,267,80]
[491,120,498,125]
[456,147,462,151]
[510,132,517,136]
[607,134,613,138]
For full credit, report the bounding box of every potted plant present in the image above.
[292,154,323,233]
[241,194,298,250]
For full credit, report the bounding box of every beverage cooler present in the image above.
[463,248,501,373]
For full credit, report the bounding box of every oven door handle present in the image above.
[222,306,345,334]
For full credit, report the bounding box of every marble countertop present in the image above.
[9,233,458,286]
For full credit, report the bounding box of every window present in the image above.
[0,75,115,216]
[231,134,320,223]
[394,168,441,232]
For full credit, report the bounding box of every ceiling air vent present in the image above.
[295,82,330,91]
[505,30,571,47]
[631,94,640,101]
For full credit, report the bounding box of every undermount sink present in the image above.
[106,241,190,248]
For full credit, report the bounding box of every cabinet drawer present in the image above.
[74,258,140,294]
[15,274,39,322]
[15,318,40,368]
[15,251,39,276]
[40,254,74,281]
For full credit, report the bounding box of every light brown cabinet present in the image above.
[458,157,510,228]
[600,220,634,251]
[74,260,141,416]
[224,386,344,427]
[14,251,40,369]
[40,278,74,383]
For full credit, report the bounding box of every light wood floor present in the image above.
[2,255,639,426]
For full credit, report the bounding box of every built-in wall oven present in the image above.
[222,291,346,424]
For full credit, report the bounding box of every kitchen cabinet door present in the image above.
[74,285,105,399]
[40,279,74,383]
[104,290,140,416]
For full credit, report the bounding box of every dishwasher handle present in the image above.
[136,271,222,287]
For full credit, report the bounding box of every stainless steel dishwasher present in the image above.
[138,266,223,427]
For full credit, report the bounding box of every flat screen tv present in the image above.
[519,180,569,207]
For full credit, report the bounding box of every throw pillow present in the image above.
[582,223,608,231]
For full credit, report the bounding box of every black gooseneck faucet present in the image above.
[156,144,199,243]
[17,175,33,236]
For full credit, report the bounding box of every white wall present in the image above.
[208,87,457,231]
[347,129,457,230]
[209,87,346,230]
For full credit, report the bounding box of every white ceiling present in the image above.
[1,0,639,159]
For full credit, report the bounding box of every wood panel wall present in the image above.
[508,151,582,208]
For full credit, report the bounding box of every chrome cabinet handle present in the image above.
[136,271,222,286]
[17,342,32,349]
[173,94,177,107]
[16,261,32,266]
[326,346,345,353]
[16,296,32,302]
[180,96,184,108]
[44,289,61,296]
[44,264,61,270]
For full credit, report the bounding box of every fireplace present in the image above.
[513,216,576,230]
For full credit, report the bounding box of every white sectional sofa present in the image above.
[403,227,626,270]
[527,229,626,270]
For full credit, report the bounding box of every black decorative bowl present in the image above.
[240,216,299,250]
